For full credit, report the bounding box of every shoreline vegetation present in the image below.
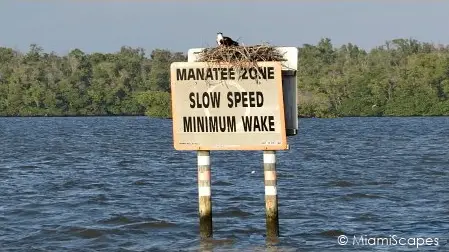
[1,38,449,118]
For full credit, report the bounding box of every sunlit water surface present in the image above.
[1,117,448,251]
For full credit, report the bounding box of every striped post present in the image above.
[197,150,212,238]
[263,150,279,238]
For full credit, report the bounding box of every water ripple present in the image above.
[1,116,448,251]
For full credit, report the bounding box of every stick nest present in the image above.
[196,44,287,69]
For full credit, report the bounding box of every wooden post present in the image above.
[263,150,279,238]
[198,150,212,238]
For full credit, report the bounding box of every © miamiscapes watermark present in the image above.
[337,235,439,248]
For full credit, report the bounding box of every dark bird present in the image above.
[216,32,239,47]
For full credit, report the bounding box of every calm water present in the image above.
[1,116,449,252]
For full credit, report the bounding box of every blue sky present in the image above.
[1,1,448,55]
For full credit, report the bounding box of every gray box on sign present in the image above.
[187,47,298,137]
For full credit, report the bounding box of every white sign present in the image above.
[170,61,287,151]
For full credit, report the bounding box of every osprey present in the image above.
[216,32,239,47]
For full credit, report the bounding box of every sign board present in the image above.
[170,61,288,151]
[188,47,299,137]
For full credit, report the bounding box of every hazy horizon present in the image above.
[1,1,448,55]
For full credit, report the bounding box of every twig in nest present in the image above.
[197,44,287,85]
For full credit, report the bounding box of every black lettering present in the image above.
[229,68,235,80]
[227,92,233,108]
[249,68,257,79]
[211,92,220,108]
[219,117,226,132]
[195,93,202,108]
[202,93,210,108]
[248,92,256,107]
[188,69,196,80]
[189,92,195,108]
[220,68,227,80]
[206,68,213,80]
[253,116,261,131]
[183,116,268,133]
[213,68,219,80]
[256,92,264,107]
[177,69,187,80]
[227,92,264,108]
[241,92,248,107]
[241,116,252,132]
[209,116,218,132]
[197,117,205,132]
[196,68,204,80]
[226,116,236,132]
[267,67,275,79]
[261,116,268,131]
[258,67,267,79]
[183,117,192,132]
[241,116,275,132]
[241,68,248,80]
[269,116,275,131]
[234,92,242,107]
[178,68,253,81]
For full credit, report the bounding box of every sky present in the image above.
[0,1,448,55]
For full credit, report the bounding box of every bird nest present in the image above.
[196,44,287,69]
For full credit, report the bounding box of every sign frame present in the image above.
[170,61,288,151]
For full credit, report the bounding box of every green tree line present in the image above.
[298,38,449,117]
[1,38,448,118]
[0,45,184,117]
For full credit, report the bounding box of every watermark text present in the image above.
[337,235,439,248]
